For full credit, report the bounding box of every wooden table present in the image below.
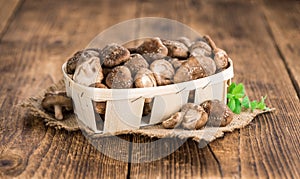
[0,0,299,178]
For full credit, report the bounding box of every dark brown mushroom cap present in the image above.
[150,59,175,86]
[173,56,207,83]
[101,43,130,67]
[41,92,73,112]
[189,41,212,57]
[66,50,83,74]
[201,99,234,127]
[105,66,133,89]
[136,37,168,63]
[162,39,189,58]
[134,68,157,88]
[124,54,149,76]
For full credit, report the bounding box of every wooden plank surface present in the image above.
[0,0,138,178]
[129,0,300,178]
[0,0,21,38]
[0,0,300,178]
[262,1,300,96]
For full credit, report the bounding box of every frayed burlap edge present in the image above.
[21,79,275,143]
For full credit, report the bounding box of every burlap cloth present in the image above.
[21,80,275,142]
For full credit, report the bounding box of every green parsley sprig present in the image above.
[227,83,269,114]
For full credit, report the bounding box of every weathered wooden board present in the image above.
[129,0,300,178]
[0,0,20,38]
[0,0,138,178]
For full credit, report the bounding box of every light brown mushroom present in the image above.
[181,103,208,130]
[105,66,133,89]
[162,112,184,129]
[41,92,73,120]
[201,99,234,127]
[189,40,212,57]
[101,43,130,67]
[124,54,149,76]
[136,37,168,63]
[66,48,101,74]
[162,39,189,58]
[177,37,192,48]
[203,35,229,71]
[89,83,108,114]
[168,58,187,70]
[150,59,175,86]
[196,56,216,76]
[162,103,208,130]
[134,68,156,103]
[173,56,206,83]
[73,56,104,86]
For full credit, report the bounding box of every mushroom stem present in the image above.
[54,105,63,120]
[203,35,218,53]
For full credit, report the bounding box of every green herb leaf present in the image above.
[242,96,250,108]
[234,98,241,114]
[227,82,269,114]
[228,83,236,94]
[227,93,234,99]
[232,83,244,96]
[250,100,258,111]
[228,98,236,112]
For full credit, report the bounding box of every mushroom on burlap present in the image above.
[162,103,208,130]
[41,92,73,120]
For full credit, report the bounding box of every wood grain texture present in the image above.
[262,1,300,97]
[0,0,138,178]
[129,0,300,178]
[0,0,21,38]
[0,0,300,178]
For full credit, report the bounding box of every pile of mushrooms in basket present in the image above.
[41,35,234,130]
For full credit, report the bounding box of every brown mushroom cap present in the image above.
[89,83,108,114]
[162,112,184,129]
[73,56,104,86]
[66,48,101,75]
[41,92,73,120]
[150,59,175,86]
[168,58,187,70]
[101,43,130,67]
[162,39,189,58]
[177,37,192,48]
[124,54,149,76]
[195,56,216,76]
[136,37,168,63]
[105,66,133,89]
[201,99,234,127]
[134,68,157,88]
[173,56,207,83]
[181,103,208,130]
[189,41,212,57]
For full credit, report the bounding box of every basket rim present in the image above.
[62,59,234,100]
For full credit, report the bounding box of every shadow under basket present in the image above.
[62,60,234,134]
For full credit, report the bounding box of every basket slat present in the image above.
[103,98,145,133]
[149,91,189,124]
